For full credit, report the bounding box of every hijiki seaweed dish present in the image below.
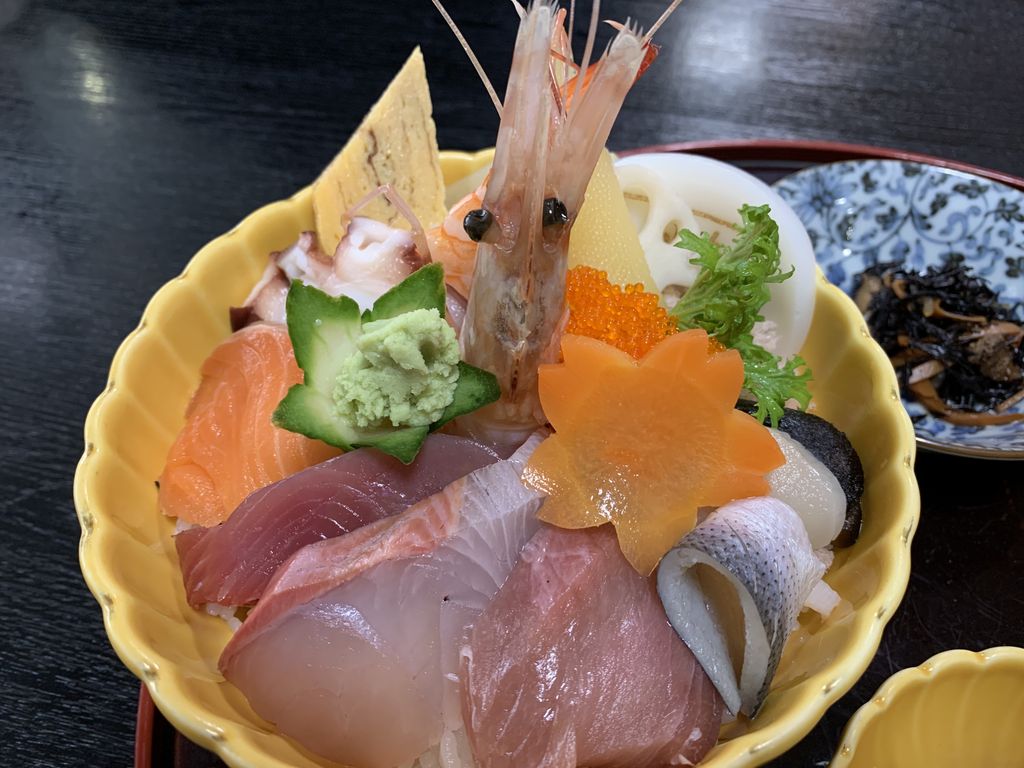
[856,261,1024,426]
[157,3,868,766]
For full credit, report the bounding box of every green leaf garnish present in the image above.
[670,204,812,427]
[734,340,813,426]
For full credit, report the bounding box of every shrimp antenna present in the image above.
[570,0,600,110]
[508,0,525,18]
[567,0,576,58]
[642,0,684,45]
[431,0,503,117]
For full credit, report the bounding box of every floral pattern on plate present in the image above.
[774,159,1024,458]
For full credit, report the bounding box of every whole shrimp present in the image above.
[437,0,677,450]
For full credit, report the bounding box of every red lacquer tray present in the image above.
[134,138,1024,768]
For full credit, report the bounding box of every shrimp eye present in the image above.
[542,197,569,228]
[463,208,493,242]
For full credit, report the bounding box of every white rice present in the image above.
[203,603,242,632]
[400,728,476,768]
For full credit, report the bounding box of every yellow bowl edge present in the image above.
[74,147,920,768]
[829,646,1024,767]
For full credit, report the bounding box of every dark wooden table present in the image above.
[2,1,1022,766]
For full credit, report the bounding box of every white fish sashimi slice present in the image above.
[656,497,825,716]
[220,434,545,768]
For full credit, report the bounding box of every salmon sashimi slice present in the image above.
[158,324,339,527]
[219,434,546,768]
[175,434,500,608]
[462,525,724,768]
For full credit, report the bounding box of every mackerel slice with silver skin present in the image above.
[656,496,824,716]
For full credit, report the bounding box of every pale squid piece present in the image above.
[657,496,838,717]
[766,428,847,549]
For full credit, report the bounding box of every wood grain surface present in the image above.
[1,0,1021,766]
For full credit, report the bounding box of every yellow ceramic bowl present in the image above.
[75,149,919,767]
[831,647,1024,768]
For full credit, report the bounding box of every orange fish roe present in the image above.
[565,266,676,359]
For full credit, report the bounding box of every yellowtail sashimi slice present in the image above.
[656,496,825,716]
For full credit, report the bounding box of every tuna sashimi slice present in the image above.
[462,525,723,768]
[220,435,545,768]
[175,434,500,608]
[158,324,339,527]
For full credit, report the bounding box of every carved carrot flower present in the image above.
[523,329,785,574]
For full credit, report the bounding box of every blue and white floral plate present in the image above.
[774,159,1024,459]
